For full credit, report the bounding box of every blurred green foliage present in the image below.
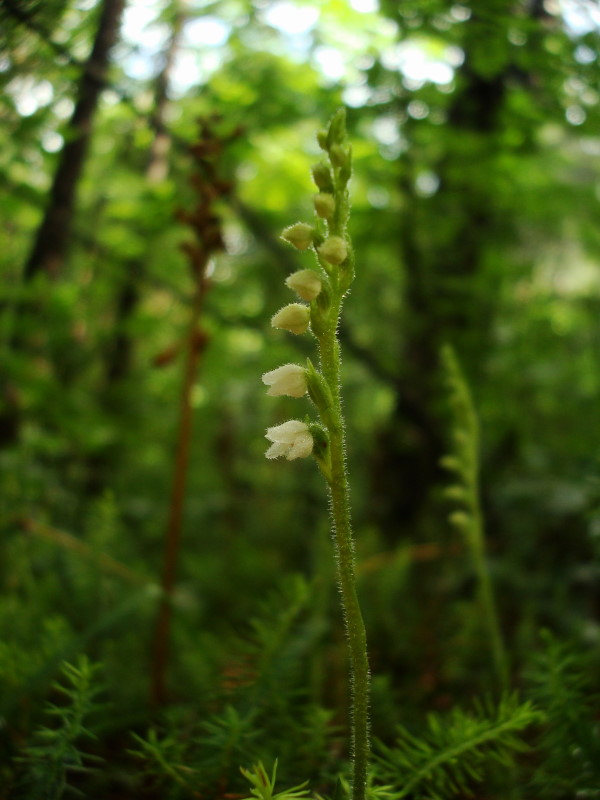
[1,0,600,796]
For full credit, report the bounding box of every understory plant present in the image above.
[12,656,104,800]
[527,631,600,796]
[440,344,509,693]
[261,109,370,800]
[373,694,542,799]
[240,760,310,800]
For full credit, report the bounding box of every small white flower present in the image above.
[271,303,310,334]
[262,364,307,398]
[318,236,348,265]
[285,270,322,301]
[265,420,313,460]
[281,222,314,251]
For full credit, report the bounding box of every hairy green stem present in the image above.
[267,109,370,797]
[319,299,370,800]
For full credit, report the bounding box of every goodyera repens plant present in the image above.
[261,109,370,799]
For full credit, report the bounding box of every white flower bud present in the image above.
[318,236,348,265]
[314,193,335,219]
[281,222,314,251]
[265,420,314,460]
[271,303,310,334]
[285,269,322,301]
[262,364,307,398]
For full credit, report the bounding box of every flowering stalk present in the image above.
[261,109,369,799]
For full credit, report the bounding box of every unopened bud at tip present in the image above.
[311,162,334,193]
[328,108,347,145]
[317,130,328,149]
[330,143,351,169]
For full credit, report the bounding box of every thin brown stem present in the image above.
[150,271,209,706]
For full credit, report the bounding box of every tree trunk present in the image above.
[146,6,184,184]
[102,2,184,387]
[24,0,126,280]
[369,7,511,544]
[0,0,127,449]
[84,4,185,495]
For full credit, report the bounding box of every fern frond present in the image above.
[527,632,600,797]
[129,577,336,796]
[373,694,542,799]
[129,727,197,791]
[13,656,104,800]
[331,774,404,800]
[246,575,316,689]
[440,343,509,691]
[240,759,311,800]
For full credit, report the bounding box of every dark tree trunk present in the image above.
[369,7,512,544]
[371,0,558,544]
[146,6,184,184]
[0,0,126,448]
[84,4,185,495]
[24,0,126,280]
[103,3,184,387]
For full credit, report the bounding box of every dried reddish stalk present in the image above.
[150,275,209,706]
[150,118,240,705]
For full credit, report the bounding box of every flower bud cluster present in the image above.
[262,108,354,464]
